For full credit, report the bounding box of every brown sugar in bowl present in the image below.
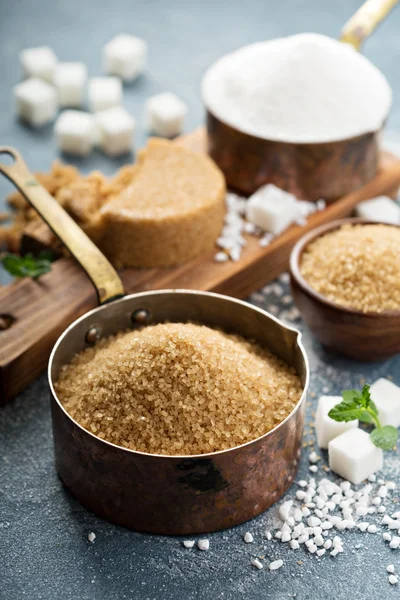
[290,218,400,361]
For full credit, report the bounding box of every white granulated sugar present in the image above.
[251,558,263,569]
[389,575,399,585]
[197,539,209,551]
[202,33,391,143]
[243,532,254,544]
[383,532,392,541]
[183,540,195,548]
[88,532,96,543]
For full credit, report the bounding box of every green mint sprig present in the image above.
[0,251,56,281]
[328,384,398,451]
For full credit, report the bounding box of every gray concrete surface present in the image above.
[1,1,400,599]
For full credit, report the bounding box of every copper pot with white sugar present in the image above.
[202,2,394,200]
[0,147,309,534]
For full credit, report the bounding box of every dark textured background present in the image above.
[1,1,400,598]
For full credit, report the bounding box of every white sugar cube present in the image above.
[355,196,400,224]
[95,106,135,156]
[370,378,400,427]
[55,110,95,156]
[246,184,301,235]
[14,77,58,127]
[315,396,358,449]
[88,77,122,113]
[20,46,57,82]
[103,34,147,81]
[145,92,187,137]
[328,428,383,485]
[53,62,87,107]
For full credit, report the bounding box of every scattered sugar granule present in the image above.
[309,451,319,463]
[252,559,263,570]
[309,465,318,473]
[244,532,254,544]
[197,539,210,551]
[214,251,229,263]
[266,531,272,541]
[389,575,398,585]
[387,565,395,574]
[383,533,392,541]
[183,540,195,548]
[367,525,377,534]
[316,549,326,557]
[269,559,283,571]
[290,540,300,550]
[279,500,293,522]
[88,532,96,543]
[389,537,400,549]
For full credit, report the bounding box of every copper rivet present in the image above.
[131,308,151,325]
[85,326,101,344]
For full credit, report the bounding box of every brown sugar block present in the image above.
[91,138,226,268]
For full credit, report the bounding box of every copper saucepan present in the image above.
[0,147,309,534]
[202,0,397,200]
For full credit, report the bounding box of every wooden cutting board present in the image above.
[1,127,400,405]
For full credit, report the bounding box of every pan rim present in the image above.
[48,289,310,460]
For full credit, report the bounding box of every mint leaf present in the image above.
[342,389,362,403]
[1,252,55,280]
[360,384,372,409]
[328,399,365,422]
[370,426,398,451]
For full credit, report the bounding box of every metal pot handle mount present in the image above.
[0,146,125,304]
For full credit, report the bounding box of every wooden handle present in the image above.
[0,146,124,304]
[340,0,398,50]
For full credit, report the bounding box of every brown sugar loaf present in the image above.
[87,138,226,268]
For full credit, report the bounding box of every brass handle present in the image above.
[0,147,125,305]
[340,0,398,50]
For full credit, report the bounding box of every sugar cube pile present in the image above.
[15,36,186,155]
[103,34,147,81]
